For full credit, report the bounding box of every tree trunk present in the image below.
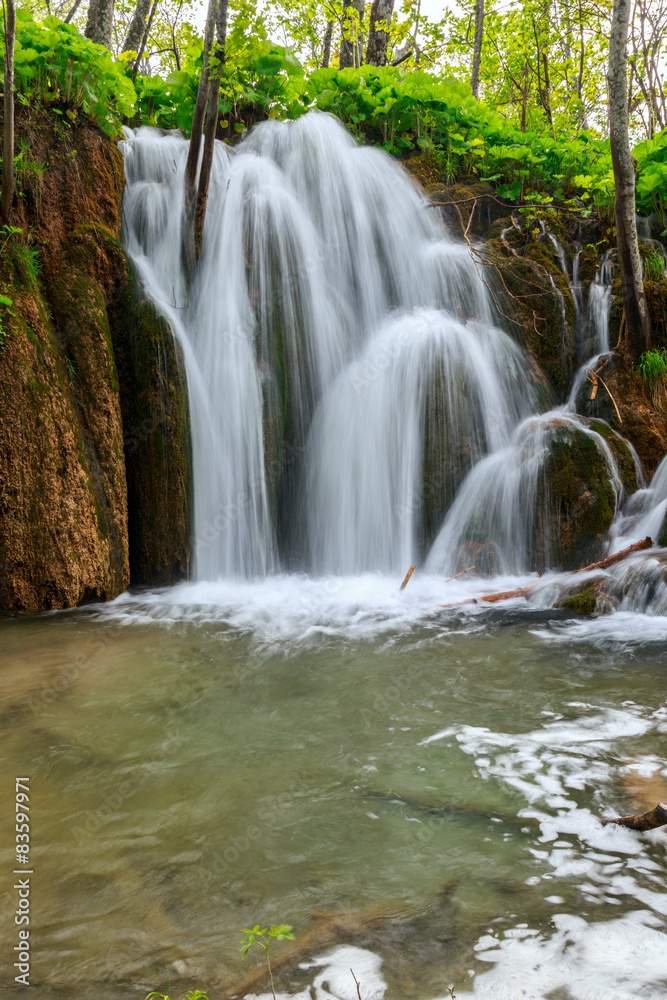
[521,60,529,131]
[322,19,333,68]
[182,0,217,277]
[1,0,15,225]
[365,0,394,66]
[130,0,159,82]
[85,0,115,48]
[340,0,365,69]
[193,0,228,261]
[608,0,651,353]
[470,0,484,97]
[63,0,83,23]
[123,0,151,53]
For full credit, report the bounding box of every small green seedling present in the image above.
[144,967,208,1000]
[240,924,294,1000]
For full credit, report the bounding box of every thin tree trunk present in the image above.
[521,60,529,131]
[365,0,394,66]
[63,0,83,23]
[340,0,364,68]
[322,19,333,67]
[470,0,484,97]
[182,0,217,277]
[123,0,151,52]
[608,0,651,352]
[130,0,159,82]
[193,0,228,261]
[1,0,15,225]
[85,0,115,48]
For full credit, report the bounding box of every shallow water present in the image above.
[1,577,666,1000]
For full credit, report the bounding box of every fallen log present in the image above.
[602,801,667,831]
[479,587,531,603]
[440,537,653,609]
[213,884,460,999]
[574,536,653,574]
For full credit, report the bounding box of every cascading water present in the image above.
[122,112,539,578]
[122,112,663,584]
[426,232,644,574]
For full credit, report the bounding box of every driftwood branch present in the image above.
[602,802,667,831]
[575,535,652,573]
[440,537,654,609]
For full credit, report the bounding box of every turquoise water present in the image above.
[1,575,666,999]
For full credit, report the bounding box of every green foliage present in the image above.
[6,5,667,228]
[643,249,666,281]
[145,987,209,1000]
[4,9,136,136]
[634,348,667,389]
[241,924,294,1000]
[135,4,302,134]
[272,65,614,212]
[240,923,295,957]
[0,294,14,353]
[634,131,667,233]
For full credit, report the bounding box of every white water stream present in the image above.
[121,110,667,596]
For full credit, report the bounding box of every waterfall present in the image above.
[426,240,635,575]
[305,309,533,574]
[122,112,535,579]
[121,112,658,584]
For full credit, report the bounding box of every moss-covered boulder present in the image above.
[483,235,576,399]
[535,418,635,570]
[109,268,192,587]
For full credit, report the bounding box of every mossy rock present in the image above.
[535,421,620,570]
[645,278,667,349]
[109,261,192,587]
[423,181,509,240]
[483,238,576,399]
[578,243,602,286]
[556,582,602,615]
[587,418,639,495]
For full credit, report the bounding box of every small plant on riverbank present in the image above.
[145,989,209,1000]
[240,923,294,1000]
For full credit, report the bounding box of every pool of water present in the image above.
[1,573,666,1000]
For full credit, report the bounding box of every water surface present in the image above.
[1,576,666,999]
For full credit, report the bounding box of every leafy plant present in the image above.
[240,924,294,1000]
[145,988,209,1000]
[0,294,14,353]
[634,348,667,390]
[642,248,666,281]
[2,9,136,136]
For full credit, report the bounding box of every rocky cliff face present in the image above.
[0,106,191,613]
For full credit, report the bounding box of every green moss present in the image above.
[535,424,618,570]
[588,418,639,494]
[557,585,599,614]
[645,278,667,350]
[108,259,192,586]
